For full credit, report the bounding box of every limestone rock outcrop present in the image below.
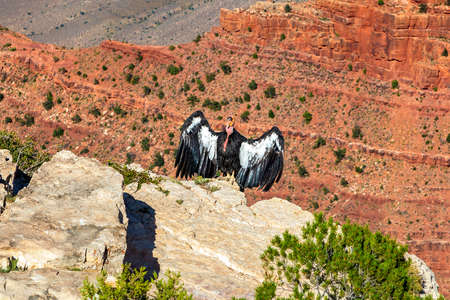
[125,178,314,299]
[0,151,126,299]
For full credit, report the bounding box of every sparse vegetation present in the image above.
[419,3,428,13]
[303,111,312,124]
[280,33,286,41]
[352,125,363,139]
[203,98,221,111]
[313,136,326,149]
[205,72,216,83]
[378,0,384,5]
[43,91,54,110]
[72,114,82,123]
[268,110,275,118]
[392,79,399,89]
[0,130,49,174]
[240,110,250,122]
[141,137,150,151]
[340,177,349,187]
[220,61,232,74]
[442,48,448,57]
[284,4,292,13]
[53,127,64,138]
[167,64,181,75]
[334,148,346,164]
[259,213,424,299]
[248,80,257,90]
[187,95,200,106]
[80,264,192,300]
[264,86,276,98]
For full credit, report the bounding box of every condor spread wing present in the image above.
[175,111,219,179]
[236,127,284,191]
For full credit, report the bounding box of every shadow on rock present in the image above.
[123,192,160,279]
[12,168,31,195]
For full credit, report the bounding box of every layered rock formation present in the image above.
[0,151,442,299]
[219,0,450,89]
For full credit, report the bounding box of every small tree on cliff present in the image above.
[257,213,424,299]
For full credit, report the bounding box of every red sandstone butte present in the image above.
[219,0,450,89]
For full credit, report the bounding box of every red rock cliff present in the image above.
[219,0,450,89]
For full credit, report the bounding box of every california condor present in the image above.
[175,111,284,192]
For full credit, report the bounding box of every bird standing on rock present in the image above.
[175,111,284,192]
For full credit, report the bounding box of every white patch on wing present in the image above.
[198,126,218,161]
[239,132,281,169]
[186,117,201,134]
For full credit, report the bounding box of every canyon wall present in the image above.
[220,0,450,89]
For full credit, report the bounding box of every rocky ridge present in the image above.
[0,150,441,299]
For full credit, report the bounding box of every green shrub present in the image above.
[141,137,150,151]
[127,64,135,71]
[94,78,99,85]
[264,86,276,98]
[112,104,127,117]
[72,114,82,123]
[43,92,54,111]
[202,98,221,111]
[419,3,427,13]
[194,34,201,43]
[151,152,165,168]
[81,264,191,300]
[0,131,49,174]
[108,162,162,189]
[205,72,215,83]
[152,74,158,82]
[4,117,12,124]
[303,111,312,124]
[158,90,165,99]
[442,48,448,57]
[259,213,423,299]
[243,92,250,102]
[355,165,366,173]
[183,82,190,92]
[446,133,450,143]
[280,33,286,41]
[334,148,346,164]
[89,107,101,118]
[143,86,151,96]
[299,96,306,103]
[169,45,175,51]
[220,61,232,74]
[252,53,258,59]
[378,0,384,5]
[187,95,200,106]
[196,79,205,92]
[53,127,64,138]
[248,80,257,90]
[352,125,363,139]
[348,64,353,71]
[0,257,25,273]
[131,75,140,85]
[340,177,349,186]
[284,4,292,12]
[125,73,133,83]
[256,103,261,110]
[102,65,108,71]
[313,136,326,149]
[268,110,275,118]
[167,64,181,75]
[0,93,4,101]
[240,110,250,122]
[392,79,399,89]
